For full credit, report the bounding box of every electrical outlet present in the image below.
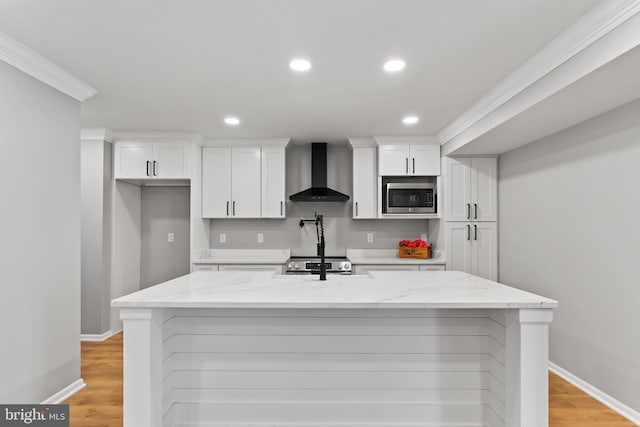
[219,233,226,243]
[367,232,374,243]
[420,234,427,242]
[167,232,175,243]
[257,233,264,243]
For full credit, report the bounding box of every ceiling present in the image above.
[0,0,600,142]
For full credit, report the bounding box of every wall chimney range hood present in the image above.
[289,143,350,202]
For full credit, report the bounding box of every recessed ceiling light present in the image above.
[403,116,419,125]
[384,59,406,72]
[289,58,312,72]
[224,117,240,126]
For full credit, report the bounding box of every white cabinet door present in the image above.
[231,147,261,218]
[470,157,497,222]
[410,144,440,175]
[470,222,498,281]
[378,145,411,175]
[444,222,472,274]
[352,147,377,219]
[152,141,190,178]
[261,146,286,218]
[202,147,232,218]
[115,141,153,179]
[445,157,472,221]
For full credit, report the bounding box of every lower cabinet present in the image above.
[444,222,497,281]
[193,263,284,274]
[353,264,445,275]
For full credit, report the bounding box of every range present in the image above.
[286,256,352,275]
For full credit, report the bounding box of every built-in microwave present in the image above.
[384,182,436,214]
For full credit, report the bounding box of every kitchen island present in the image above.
[112,271,557,427]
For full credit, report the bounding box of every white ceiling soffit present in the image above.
[440,0,640,156]
[0,30,97,101]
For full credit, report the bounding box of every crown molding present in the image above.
[0,30,97,102]
[203,137,291,148]
[347,138,376,148]
[373,135,440,145]
[113,131,205,145]
[438,0,640,146]
[81,127,114,143]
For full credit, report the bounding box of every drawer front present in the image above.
[419,264,446,272]
[218,264,284,274]
[192,264,219,272]
[354,264,420,275]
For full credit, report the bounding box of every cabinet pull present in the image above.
[412,158,415,174]
[474,203,478,219]
[474,224,478,240]
[405,158,408,174]
[280,201,283,216]
[226,201,229,216]
[466,224,471,240]
[232,201,236,216]
[355,201,359,217]
[146,161,151,177]
[153,160,158,176]
[467,203,471,219]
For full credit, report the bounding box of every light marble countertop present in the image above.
[193,249,291,264]
[112,270,557,309]
[346,249,446,265]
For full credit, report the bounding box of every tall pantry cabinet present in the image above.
[444,157,498,281]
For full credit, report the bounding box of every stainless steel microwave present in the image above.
[384,182,436,214]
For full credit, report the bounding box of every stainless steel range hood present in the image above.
[289,143,350,202]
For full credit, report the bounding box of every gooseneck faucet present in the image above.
[315,214,326,281]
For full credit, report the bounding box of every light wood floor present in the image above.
[65,332,637,426]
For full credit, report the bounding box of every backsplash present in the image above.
[209,144,431,256]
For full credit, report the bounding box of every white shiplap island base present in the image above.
[112,271,558,427]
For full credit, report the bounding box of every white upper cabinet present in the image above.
[378,143,440,176]
[352,147,377,219]
[445,157,497,221]
[202,147,233,218]
[114,141,191,179]
[202,147,261,218]
[202,139,289,219]
[261,146,286,218]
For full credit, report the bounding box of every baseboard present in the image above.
[81,328,121,342]
[41,379,86,404]
[549,362,640,425]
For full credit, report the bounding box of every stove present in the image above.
[286,256,352,275]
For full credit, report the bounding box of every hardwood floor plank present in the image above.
[64,332,637,426]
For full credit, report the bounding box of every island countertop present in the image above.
[112,270,558,309]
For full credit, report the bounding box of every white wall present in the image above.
[0,61,81,402]
[80,140,112,335]
[110,181,141,333]
[140,187,190,288]
[499,99,640,413]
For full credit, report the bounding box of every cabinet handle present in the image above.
[153,160,158,176]
[474,224,478,240]
[467,203,471,219]
[146,161,151,177]
[280,201,283,216]
[355,201,359,217]
[226,201,229,216]
[412,158,415,174]
[405,158,409,174]
[233,201,236,216]
[474,203,478,219]
[466,224,471,240]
